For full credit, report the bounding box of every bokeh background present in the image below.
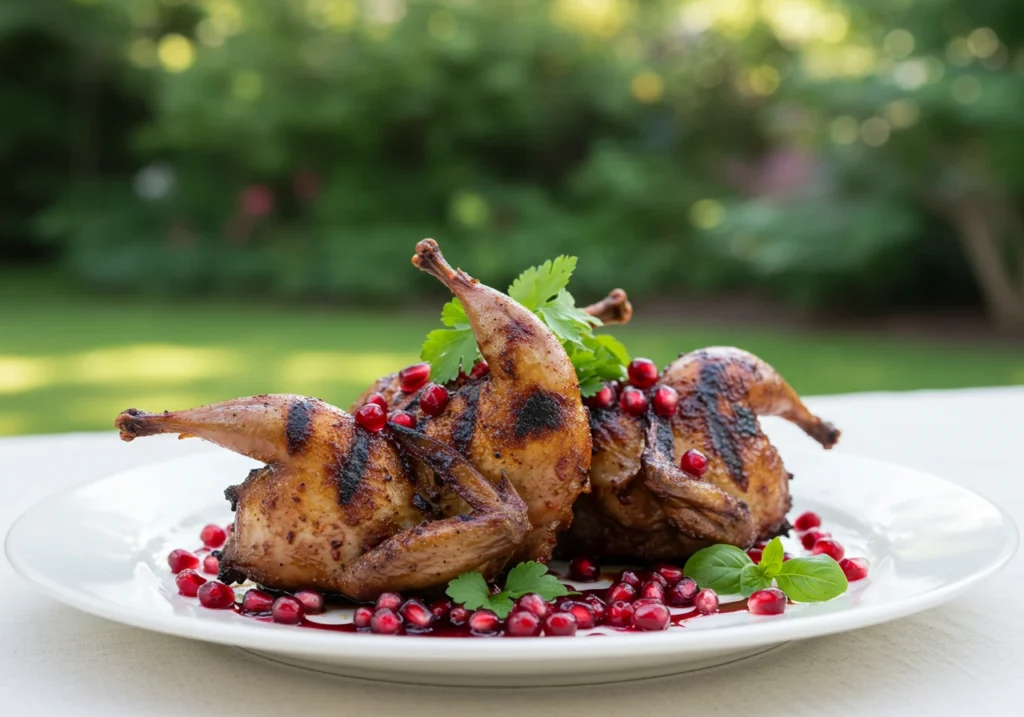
[2,0,1023,437]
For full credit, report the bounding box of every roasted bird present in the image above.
[114,240,591,599]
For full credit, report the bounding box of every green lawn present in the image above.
[1,275,1022,437]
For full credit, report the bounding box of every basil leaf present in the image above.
[775,555,849,602]
[758,537,785,578]
[739,563,772,597]
[684,544,752,594]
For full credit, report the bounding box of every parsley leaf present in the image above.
[508,256,577,310]
[440,298,470,328]
[445,561,574,619]
[445,571,494,612]
[503,561,575,601]
[421,327,481,385]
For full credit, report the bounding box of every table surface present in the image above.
[2,387,1021,716]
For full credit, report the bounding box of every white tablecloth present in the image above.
[2,388,1021,716]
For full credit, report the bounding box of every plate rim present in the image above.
[6,449,1019,664]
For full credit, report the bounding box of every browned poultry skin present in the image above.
[560,347,839,562]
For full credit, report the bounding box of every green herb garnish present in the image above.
[445,561,576,618]
[420,256,630,395]
[683,537,848,602]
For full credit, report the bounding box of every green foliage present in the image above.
[446,561,573,619]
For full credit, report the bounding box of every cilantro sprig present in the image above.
[421,256,630,394]
[683,537,848,603]
[445,561,576,618]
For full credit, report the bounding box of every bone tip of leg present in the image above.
[412,238,443,269]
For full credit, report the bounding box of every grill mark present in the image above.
[452,382,482,455]
[336,430,371,504]
[695,362,748,489]
[515,391,563,438]
[653,414,675,457]
[285,399,314,455]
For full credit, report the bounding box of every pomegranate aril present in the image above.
[399,362,431,393]
[813,538,845,562]
[365,392,388,410]
[652,386,679,418]
[388,410,416,429]
[793,511,822,532]
[558,601,596,629]
[295,590,325,614]
[667,577,699,607]
[419,384,450,416]
[646,571,668,587]
[200,523,227,548]
[375,592,402,612]
[584,384,616,410]
[569,556,600,582]
[429,599,453,620]
[399,599,435,632]
[632,602,671,631]
[605,600,635,628]
[639,581,665,602]
[469,360,490,379]
[468,609,501,636]
[801,529,830,550]
[167,549,200,574]
[448,605,470,626]
[242,589,274,614]
[619,386,648,416]
[175,569,206,597]
[840,557,869,581]
[748,588,787,615]
[202,554,220,574]
[354,403,387,432]
[370,607,403,635]
[606,582,638,603]
[197,581,236,610]
[627,358,659,389]
[544,611,578,637]
[747,548,763,565]
[618,570,641,587]
[584,594,607,623]
[506,610,542,637]
[694,588,719,615]
[517,593,550,619]
[680,449,709,477]
[353,605,374,629]
[655,564,684,586]
[271,595,304,624]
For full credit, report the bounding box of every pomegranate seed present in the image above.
[584,384,616,410]
[167,549,200,574]
[801,529,830,550]
[840,557,870,581]
[517,593,550,619]
[668,577,699,606]
[655,564,684,586]
[365,392,388,410]
[652,386,679,417]
[748,588,787,615]
[605,600,635,628]
[398,599,435,632]
[202,554,220,574]
[295,590,325,614]
[242,589,274,614]
[419,384,450,416]
[627,358,659,389]
[270,595,303,623]
[399,363,431,393]
[632,602,671,631]
[544,612,578,637]
[448,605,470,626]
[619,386,648,416]
[584,594,607,622]
[375,592,402,612]
[793,511,822,532]
[355,403,387,432]
[370,607,403,635]
[694,589,719,615]
[646,571,668,587]
[606,582,638,603]
[569,556,600,582]
[618,570,641,587]
[388,410,416,429]
[680,449,709,477]
[200,523,227,548]
[175,569,206,597]
[506,610,542,637]
[640,581,666,602]
[353,605,374,629]
[197,581,236,610]
[813,538,845,562]
[557,601,596,629]
[747,548,763,564]
[429,599,453,620]
[470,360,490,379]
[783,552,793,561]
[468,609,501,636]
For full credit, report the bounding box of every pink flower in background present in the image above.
[292,170,321,201]
[239,184,275,217]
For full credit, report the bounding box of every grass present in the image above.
[1,273,1022,437]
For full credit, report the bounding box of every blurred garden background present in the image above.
[1,0,1023,436]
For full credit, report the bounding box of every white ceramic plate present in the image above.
[6,448,1017,686]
